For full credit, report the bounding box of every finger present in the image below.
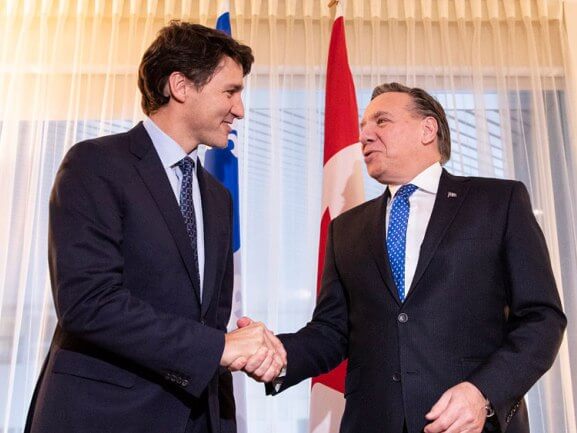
[461,427,483,433]
[442,413,471,433]
[252,350,275,378]
[266,350,284,376]
[425,402,460,433]
[259,329,276,351]
[446,407,483,433]
[228,357,247,371]
[426,391,452,420]
[259,360,282,383]
[424,413,456,433]
[244,346,269,373]
[271,353,284,371]
[261,335,283,367]
[266,329,287,364]
[237,316,253,328]
[443,419,468,433]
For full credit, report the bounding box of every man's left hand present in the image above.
[424,381,487,433]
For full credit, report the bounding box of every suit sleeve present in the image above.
[270,220,349,394]
[49,142,225,398]
[467,181,566,431]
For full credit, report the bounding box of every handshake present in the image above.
[220,317,287,383]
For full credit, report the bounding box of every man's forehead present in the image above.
[208,57,244,85]
[363,92,412,118]
[371,91,411,107]
[213,56,242,75]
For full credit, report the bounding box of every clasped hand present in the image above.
[220,317,286,383]
[424,381,488,433]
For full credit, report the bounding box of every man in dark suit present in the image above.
[248,83,566,433]
[25,22,284,433]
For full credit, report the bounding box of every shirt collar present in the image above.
[143,117,198,169]
[388,162,442,198]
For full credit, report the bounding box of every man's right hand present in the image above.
[221,317,287,383]
[220,320,285,377]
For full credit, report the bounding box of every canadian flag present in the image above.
[309,5,365,433]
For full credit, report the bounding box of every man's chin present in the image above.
[206,139,229,150]
[367,168,391,185]
[366,166,383,181]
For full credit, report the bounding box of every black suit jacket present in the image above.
[275,170,566,433]
[25,123,236,433]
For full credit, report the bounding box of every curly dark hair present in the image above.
[371,82,451,164]
[138,21,254,115]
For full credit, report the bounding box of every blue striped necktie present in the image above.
[177,157,201,293]
[387,184,418,302]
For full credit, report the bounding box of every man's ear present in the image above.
[421,116,438,145]
[166,71,188,104]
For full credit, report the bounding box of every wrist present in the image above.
[220,333,234,366]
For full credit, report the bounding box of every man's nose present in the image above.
[359,125,375,144]
[232,96,244,119]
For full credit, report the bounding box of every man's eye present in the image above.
[377,118,387,125]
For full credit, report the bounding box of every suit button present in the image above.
[397,313,408,323]
[200,319,206,325]
[392,373,401,382]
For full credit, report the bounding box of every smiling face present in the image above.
[182,56,245,149]
[359,92,441,185]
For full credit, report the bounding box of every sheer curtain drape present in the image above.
[1,1,575,433]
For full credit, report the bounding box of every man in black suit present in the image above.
[248,83,566,433]
[25,22,284,433]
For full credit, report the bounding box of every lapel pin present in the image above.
[447,191,457,198]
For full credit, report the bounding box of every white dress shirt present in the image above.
[386,162,442,295]
[143,117,205,296]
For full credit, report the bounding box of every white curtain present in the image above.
[0,1,575,432]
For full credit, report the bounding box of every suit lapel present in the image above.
[365,192,402,306]
[405,169,470,301]
[129,123,202,305]
[197,163,229,316]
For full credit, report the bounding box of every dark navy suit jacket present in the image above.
[25,123,236,433]
[274,170,566,433]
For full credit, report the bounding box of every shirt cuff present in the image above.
[272,366,287,392]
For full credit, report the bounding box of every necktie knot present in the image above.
[177,156,195,177]
[395,183,418,199]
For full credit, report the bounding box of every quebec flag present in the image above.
[204,2,247,433]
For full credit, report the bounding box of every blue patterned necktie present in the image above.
[387,183,418,302]
[177,156,201,293]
